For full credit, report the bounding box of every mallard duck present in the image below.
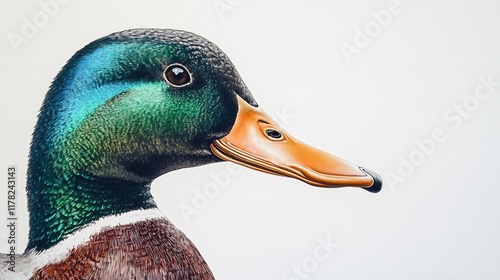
[0,29,381,279]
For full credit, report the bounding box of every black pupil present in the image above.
[266,129,282,139]
[166,65,190,86]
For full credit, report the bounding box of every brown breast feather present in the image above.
[30,218,215,280]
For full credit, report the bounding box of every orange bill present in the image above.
[210,95,382,193]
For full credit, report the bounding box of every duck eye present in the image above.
[164,64,192,87]
[265,129,283,140]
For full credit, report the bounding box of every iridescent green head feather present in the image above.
[27,29,257,251]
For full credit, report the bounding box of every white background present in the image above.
[1,1,500,279]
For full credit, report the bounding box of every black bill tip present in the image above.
[360,168,382,193]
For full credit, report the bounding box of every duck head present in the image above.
[27,29,381,251]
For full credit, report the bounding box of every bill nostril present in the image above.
[265,129,283,140]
